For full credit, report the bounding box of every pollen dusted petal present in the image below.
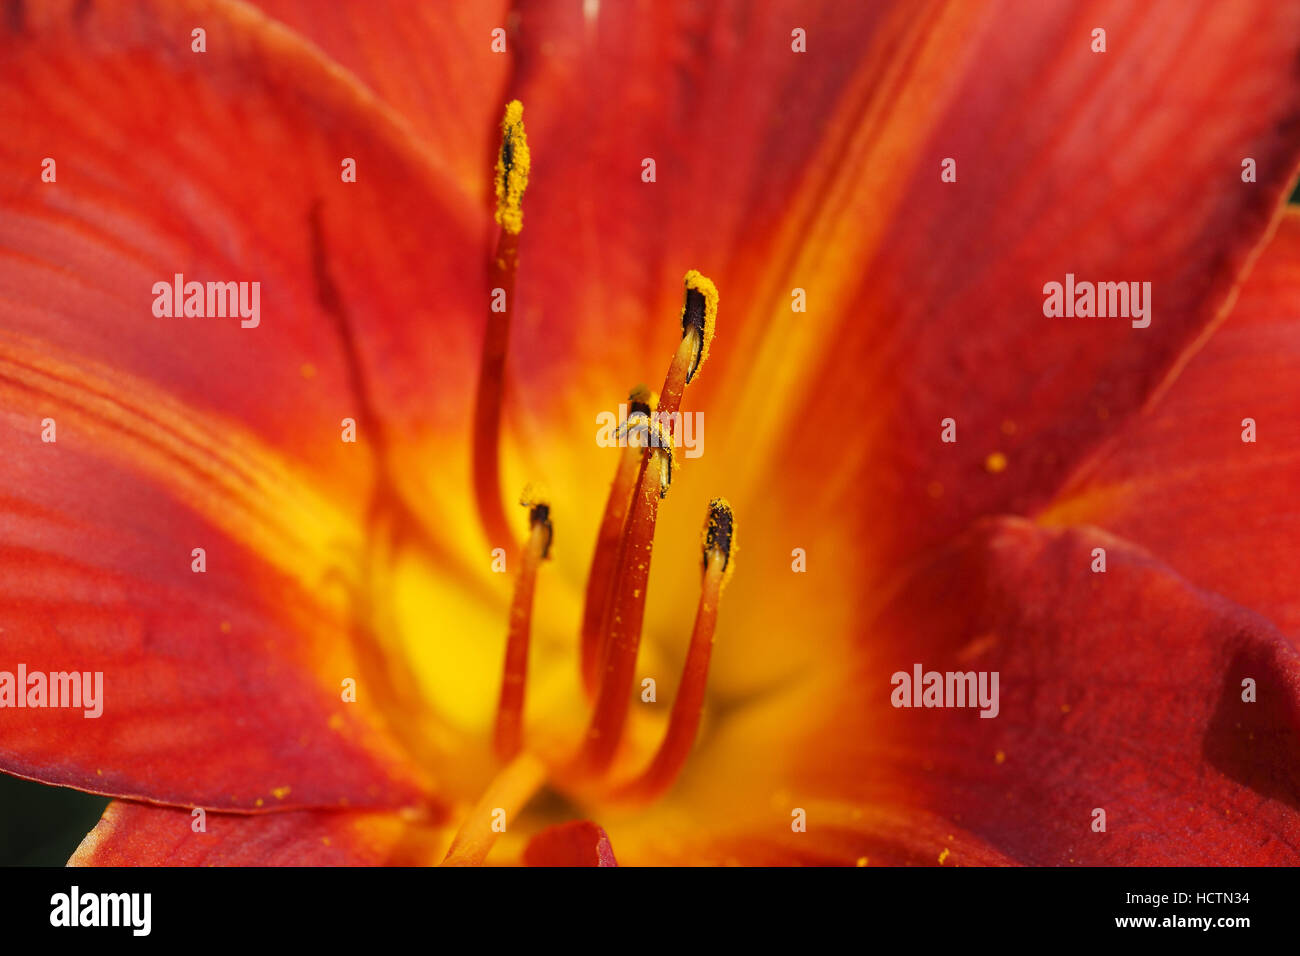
[69,800,454,866]
[1040,209,1300,645]
[769,0,1300,585]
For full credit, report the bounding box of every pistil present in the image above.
[472,100,531,552]
[579,386,655,697]
[574,424,673,777]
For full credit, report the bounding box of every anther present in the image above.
[701,495,735,583]
[628,383,656,418]
[679,269,718,386]
[494,100,530,236]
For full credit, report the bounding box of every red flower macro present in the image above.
[2,0,1300,867]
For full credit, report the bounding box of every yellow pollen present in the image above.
[519,481,550,510]
[272,786,291,800]
[984,451,1007,473]
[681,269,719,382]
[628,383,657,409]
[856,856,869,867]
[494,100,530,235]
[995,750,1006,764]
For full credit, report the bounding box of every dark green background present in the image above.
[0,774,108,865]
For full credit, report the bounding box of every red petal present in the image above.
[830,518,1300,865]
[248,0,510,200]
[1043,207,1300,641]
[0,0,488,526]
[523,820,618,867]
[69,800,450,866]
[0,0,494,807]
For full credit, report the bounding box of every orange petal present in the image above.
[765,0,1300,587]
[1041,207,1300,642]
[0,419,431,810]
[69,800,451,865]
[0,0,489,541]
[0,0,500,806]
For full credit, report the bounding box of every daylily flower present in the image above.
[3,0,1300,866]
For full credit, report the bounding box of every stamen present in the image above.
[657,270,717,453]
[493,485,552,761]
[441,751,548,866]
[678,269,718,388]
[612,498,735,802]
[579,386,655,697]
[574,429,674,776]
[473,100,531,551]
[570,274,715,776]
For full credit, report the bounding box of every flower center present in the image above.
[443,102,735,865]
